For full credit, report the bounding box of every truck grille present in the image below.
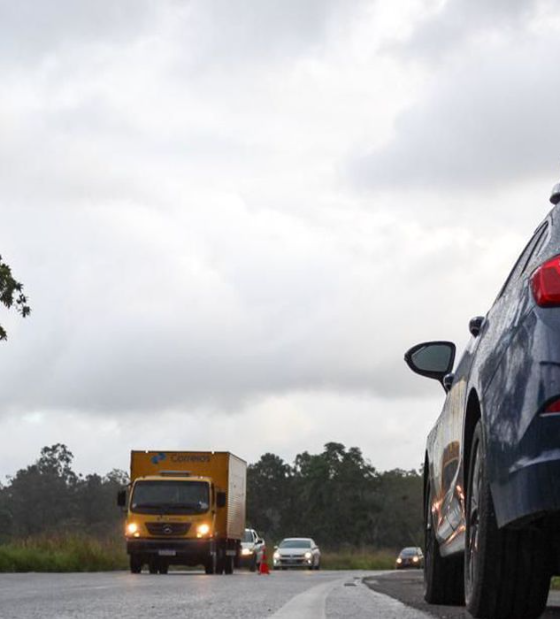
[146,522,191,536]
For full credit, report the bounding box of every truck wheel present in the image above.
[148,559,158,574]
[465,422,550,618]
[224,555,234,575]
[423,483,464,605]
[215,553,225,575]
[205,553,216,575]
[159,561,169,575]
[130,554,142,574]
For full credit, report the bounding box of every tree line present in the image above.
[0,443,422,550]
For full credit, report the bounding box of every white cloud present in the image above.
[1,0,558,473]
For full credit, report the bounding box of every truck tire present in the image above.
[205,553,217,575]
[423,483,464,605]
[159,561,169,575]
[224,554,234,575]
[465,422,550,618]
[130,554,142,574]
[148,559,158,574]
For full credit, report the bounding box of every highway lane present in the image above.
[365,571,560,619]
[0,570,427,619]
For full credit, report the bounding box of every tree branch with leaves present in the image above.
[0,255,30,340]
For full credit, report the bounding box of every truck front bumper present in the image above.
[126,538,211,558]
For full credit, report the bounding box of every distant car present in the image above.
[273,537,321,570]
[239,528,265,571]
[396,547,424,569]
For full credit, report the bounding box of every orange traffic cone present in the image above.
[259,546,270,575]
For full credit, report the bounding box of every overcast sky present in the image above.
[1,0,559,479]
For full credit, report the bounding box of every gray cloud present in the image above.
[0,0,159,66]
[351,27,560,191]
[397,0,537,60]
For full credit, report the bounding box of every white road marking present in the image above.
[270,576,433,619]
[270,578,342,618]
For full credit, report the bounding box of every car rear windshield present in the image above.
[131,480,210,515]
[280,539,311,548]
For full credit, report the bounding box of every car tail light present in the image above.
[531,256,560,307]
[541,398,560,415]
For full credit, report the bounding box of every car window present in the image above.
[498,223,549,299]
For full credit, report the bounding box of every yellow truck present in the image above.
[117,451,246,575]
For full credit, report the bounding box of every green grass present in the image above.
[0,536,397,573]
[319,548,396,570]
[0,535,128,572]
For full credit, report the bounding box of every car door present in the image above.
[440,221,550,538]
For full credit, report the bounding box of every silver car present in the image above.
[240,528,265,571]
[273,537,321,570]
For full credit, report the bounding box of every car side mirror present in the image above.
[404,341,456,389]
[217,491,226,508]
[469,316,485,337]
[257,539,264,545]
[117,489,126,508]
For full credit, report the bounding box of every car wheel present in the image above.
[423,482,464,605]
[250,555,257,572]
[465,421,550,618]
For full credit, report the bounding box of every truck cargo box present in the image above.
[130,451,246,540]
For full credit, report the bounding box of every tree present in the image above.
[0,255,30,340]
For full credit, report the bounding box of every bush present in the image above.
[319,547,396,570]
[0,534,127,572]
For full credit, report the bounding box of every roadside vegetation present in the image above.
[0,535,127,572]
[0,443,422,572]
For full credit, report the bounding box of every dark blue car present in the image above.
[405,181,560,618]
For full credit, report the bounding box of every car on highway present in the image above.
[239,528,265,571]
[273,538,321,570]
[395,547,424,570]
[404,180,560,618]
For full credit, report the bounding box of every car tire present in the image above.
[465,421,550,618]
[423,483,464,605]
[250,555,257,572]
[129,554,142,574]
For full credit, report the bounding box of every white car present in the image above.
[273,537,321,570]
[240,528,265,571]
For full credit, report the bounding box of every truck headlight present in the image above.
[196,523,211,537]
[126,522,139,535]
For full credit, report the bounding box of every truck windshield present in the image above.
[131,480,210,515]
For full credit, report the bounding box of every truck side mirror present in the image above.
[117,489,126,508]
[217,491,226,508]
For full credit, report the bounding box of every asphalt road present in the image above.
[0,569,425,619]
[5,569,560,618]
[364,570,560,619]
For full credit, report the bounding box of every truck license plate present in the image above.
[158,550,176,556]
